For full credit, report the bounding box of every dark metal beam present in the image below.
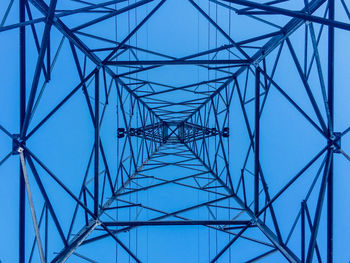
[184,144,301,263]
[71,0,154,32]
[102,0,166,63]
[301,201,306,262]
[222,0,350,31]
[189,0,250,60]
[286,38,328,134]
[21,0,57,138]
[94,71,100,216]
[18,149,46,263]
[211,224,251,263]
[0,0,128,33]
[29,0,163,124]
[26,156,67,246]
[51,145,162,261]
[254,67,260,215]
[327,0,335,262]
[25,69,98,140]
[306,149,332,263]
[184,0,326,123]
[103,220,251,226]
[106,59,250,65]
[19,1,26,262]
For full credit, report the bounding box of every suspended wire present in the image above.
[30,36,66,123]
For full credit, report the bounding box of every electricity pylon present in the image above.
[0,0,349,262]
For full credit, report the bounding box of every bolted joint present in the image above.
[210,128,217,135]
[253,61,260,68]
[328,132,341,153]
[118,127,144,138]
[222,127,229,138]
[136,128,143,136]
[12,134,24,155]
[250,218,258,225]
[129,128,136,136]
[117,128,125,138]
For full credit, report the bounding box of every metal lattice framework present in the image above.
[0,0,350,262]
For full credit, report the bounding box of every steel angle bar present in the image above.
[106,59,249,65]
[221,0,350,31]
[21,0,58,138]
[103,220,251,226]
[18,148,46,263]
[184,143,300,263]
[184,0,328,123]
[51,145,162,261]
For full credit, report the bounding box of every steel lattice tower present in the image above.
[0,0,349,262]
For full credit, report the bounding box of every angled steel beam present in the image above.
[258,146,328,217]
[211,224,251,262]
[258,68,325,137]
[21,0,57,137]
[286,38,328,134]
[246,249,278,263]
[184,0,327,123]
[303,202,323,262]
[26,156,67,246]
[184,144,301,263]
[139,76,232,98]
[301,201,306,262]
[94,71,100,216]
[26,145,143,263]
[55,0,128,18]
[304,7,331,129]
[0,0,128,32]
[18,148,46,263]
[103,0,166,63]
[71,0,154,32]
[188,0,250,60]
[222,0,350,31]
[25,68,98,139]
[237,0,289,12]
[51,146,161,262]
[115,42,249,77]
[29,0,162,125]
[254,67,260,215]
[51,221,100,263]
[209,97,235,191]
[306,149,332,263]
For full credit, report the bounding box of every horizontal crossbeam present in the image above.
[103,220,251,226]
[106,59,250,65]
